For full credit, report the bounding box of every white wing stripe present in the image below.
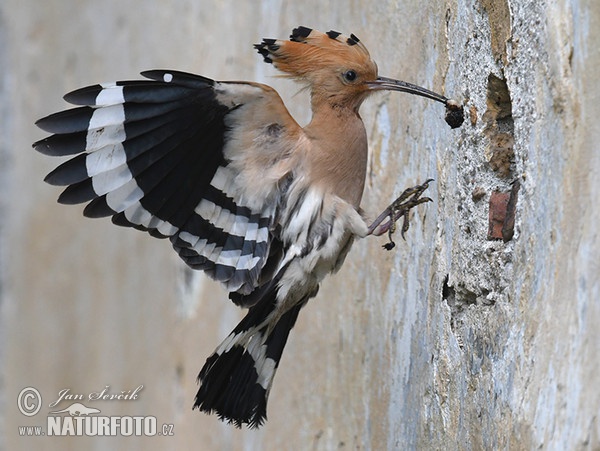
[210,166,236,198]
[194,198,268,243]
[105,178,144,212]
[157,220,178,236]
[86,113,126,151]
[91,164,133,195]
[85,143,127,176]
[124,204,153,227]
[95,84,125,106]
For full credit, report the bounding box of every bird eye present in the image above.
[343,70,358,82]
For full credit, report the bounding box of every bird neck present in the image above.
[303,102,368,208]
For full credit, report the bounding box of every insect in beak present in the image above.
[367,76,464,128]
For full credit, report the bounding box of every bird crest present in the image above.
[255,26,376,87]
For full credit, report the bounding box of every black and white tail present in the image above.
[194,283,307,428]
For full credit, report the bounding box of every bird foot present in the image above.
[367,179,434,250]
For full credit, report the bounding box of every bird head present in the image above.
[255,26,457,118]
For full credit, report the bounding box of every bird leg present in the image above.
[367,179,434,250]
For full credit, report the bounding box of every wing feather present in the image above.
[34,70,302,298]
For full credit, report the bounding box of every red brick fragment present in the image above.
[488,191,510,240]
[487,181,520,241]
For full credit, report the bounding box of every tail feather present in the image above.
[196,347,268,428]
[194,291,305,428]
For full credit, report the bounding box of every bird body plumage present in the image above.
[34,26,462,428]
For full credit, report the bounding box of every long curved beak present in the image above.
[367,76,449,105]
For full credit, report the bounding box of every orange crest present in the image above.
[255,26,378,93]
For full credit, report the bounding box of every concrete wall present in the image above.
[1,0,598,450]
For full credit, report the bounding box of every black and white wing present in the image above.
[34,70,301,299]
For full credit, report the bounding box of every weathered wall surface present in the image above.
[1,0,598,450]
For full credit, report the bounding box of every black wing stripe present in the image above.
[155,131,227,228]
[34,132,87,157]
[36,96,200,136]
[34,99,199,158]
[44,153,89,186]
[133,134,218,227]
[141,70,215,88]
[83,196,117,218]
[35,107,95,134]
[57,179,97,205]
[65,82,198,106]
[85,104,198,157]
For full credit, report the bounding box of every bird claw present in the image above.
[367,179,434,250]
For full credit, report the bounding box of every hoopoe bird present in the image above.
[33,26,463,428]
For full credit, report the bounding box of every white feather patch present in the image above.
[243,221,259,242]
[91,164,133,195]
[215,248,242,264]
[85,143,127,176]
[201,240,218,257]
[212,320,276,390]
[218,250,261,270]
[95,84,125,106]
[157,220,178,236]
[105,178,144,212]
[247,335,276,390]
[147,215,166,230]
[285,187,322,242]
[256,225,269,244]
[176,232,262,271]
[177,231,199,247]
[88,104,125,129]
[257,358,276,390]
[215,331,242,355]
[209,166,236,198]
[123,203,153,226]
[234,253,263,271]
[195,198,216,218]
[229,213,251,236]
[194,198,269,243]
[85,110,126,152]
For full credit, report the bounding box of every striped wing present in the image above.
[34,70,301,298]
